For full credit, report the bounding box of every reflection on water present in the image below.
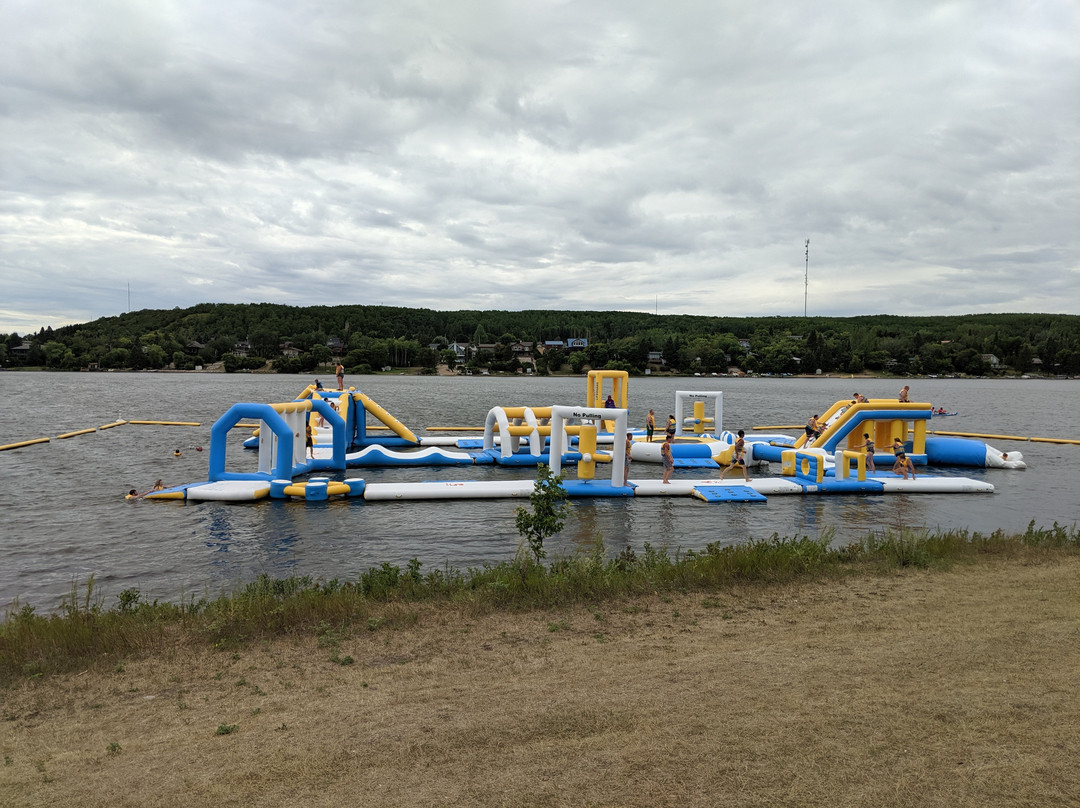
[1,372,1077,610]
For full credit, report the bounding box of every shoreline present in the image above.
[3,555,1077,807]
[3,366,1075,380]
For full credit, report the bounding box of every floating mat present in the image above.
[692,485,767,502]
[674,458,720,469]
[798,479,885,493]
[561,480,636,497]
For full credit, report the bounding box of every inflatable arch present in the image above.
[208,399,346,482]
[548,405,629,485]
[674,390,723,437]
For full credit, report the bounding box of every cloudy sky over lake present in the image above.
[2,0,1077,335]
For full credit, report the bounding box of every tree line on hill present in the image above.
[3,303,1078,377]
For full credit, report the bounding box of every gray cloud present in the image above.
[1,0,1077,334]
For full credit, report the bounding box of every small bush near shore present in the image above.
[1,521,1076,686]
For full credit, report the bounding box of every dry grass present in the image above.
[2,556,1078,807]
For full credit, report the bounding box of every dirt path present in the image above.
[3,557,1078,807]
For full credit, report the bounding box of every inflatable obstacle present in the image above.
[141,382,1009,505]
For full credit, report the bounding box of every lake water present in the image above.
[1,372,1077,612]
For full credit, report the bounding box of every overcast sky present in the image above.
[2,0,1077,335]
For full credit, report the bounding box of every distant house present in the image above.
[566,337,588,350]
[737,339,751,350]
[326,337,346,356]
[184,340,205,356]
[510,341,533,358]
[647,351,665,365]
[11,341,32,357]
[279,342,300,358]
[542,340,565,353]
[981,354,1001,368]
[232,339,252,357]
[430,341,470,361]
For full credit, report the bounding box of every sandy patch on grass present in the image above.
[3,557,1078,807]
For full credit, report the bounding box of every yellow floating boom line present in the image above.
[56,428,97,439]
[99,420,127,430]
[0,437,51,451]
[929,429,1079,445]
[932,430,1030,441]
[127,420,201,426]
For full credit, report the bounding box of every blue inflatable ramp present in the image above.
[692,485,767,503]
[674,458,720,469]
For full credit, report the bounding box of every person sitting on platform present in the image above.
[892,452,916,480]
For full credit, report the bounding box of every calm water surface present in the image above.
[1,372,1077,611]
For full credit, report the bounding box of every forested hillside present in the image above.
[3,304,1078,377]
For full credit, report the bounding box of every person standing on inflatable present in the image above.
[661,433,675,484]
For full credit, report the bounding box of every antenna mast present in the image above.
[803,239,810,318]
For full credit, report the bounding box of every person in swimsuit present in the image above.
[855,432,876,472]
[805,415,821,443]
[718,430,750,482]
[891,437,905,456]
[665,414,677,437]
[623,432,633,485]
[645,409,655,442]
[336,363,345,390]
[826,402,853,427]
[306,422,315,459]
[899,385,910,402]
[661,433,674,484]
[892,452,915,479]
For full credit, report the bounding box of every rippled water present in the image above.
[1,372,1076,611]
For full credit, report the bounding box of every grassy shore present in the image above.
[2,524,1078,807]
[3,522,1077,687]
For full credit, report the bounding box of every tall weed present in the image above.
[2,523,1076,685]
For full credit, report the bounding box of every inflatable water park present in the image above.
[136,370,1031,505]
